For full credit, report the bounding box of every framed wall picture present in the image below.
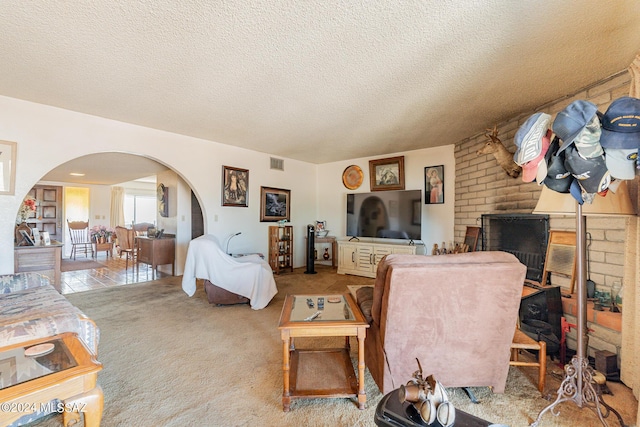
[369,156,405,191]
[0,140,17,195]
[260,187,290,222]
[31,228,40,245]
[18,230,34,246]
[424,165,444,204]
[222,166,249,207]
[157,183,169,217]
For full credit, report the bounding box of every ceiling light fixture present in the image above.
[69,172,85,176]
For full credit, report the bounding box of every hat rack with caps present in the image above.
[512,96,640,201]
[528,97,639,427]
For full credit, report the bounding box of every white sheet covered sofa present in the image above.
[181,234,278,310]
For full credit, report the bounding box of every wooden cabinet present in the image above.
[14,243,62,286]
[337,241,422,278]
[268,226,293,274]
[136,236,175,276]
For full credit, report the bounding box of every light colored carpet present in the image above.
[30,266,637,426]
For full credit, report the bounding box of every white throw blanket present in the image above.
[181,234,278,310]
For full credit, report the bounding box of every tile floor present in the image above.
[60,254,171,295]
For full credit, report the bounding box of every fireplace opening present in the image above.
[481,214,550,283]
[482,213,563,355]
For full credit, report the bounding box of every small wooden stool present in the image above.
[510,328,547,395]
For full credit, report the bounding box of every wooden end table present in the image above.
[0,333,103,427]
[93,240,113,258]
[278,293,369,411]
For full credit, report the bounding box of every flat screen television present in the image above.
[346,190,422,240]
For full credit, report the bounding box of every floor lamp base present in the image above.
[531,356,610,427]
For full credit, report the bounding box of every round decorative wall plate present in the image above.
[342,165,364,190]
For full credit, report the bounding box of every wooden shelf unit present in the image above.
[306,235,337,268]
[269,226,293,274]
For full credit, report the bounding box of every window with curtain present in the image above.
[123,194,156,226]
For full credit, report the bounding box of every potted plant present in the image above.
[90,225,114,243]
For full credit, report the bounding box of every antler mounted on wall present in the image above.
[476,125,521,178]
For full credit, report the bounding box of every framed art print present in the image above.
[157,183,169,217]
[369,156,405,191]
[425,165,444,204]
[0,140,17,195]
[222,166,249,207]
[260,187,290,222]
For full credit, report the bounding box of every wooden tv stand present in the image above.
[337,240,423,278]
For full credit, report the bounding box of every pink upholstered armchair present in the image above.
[362,251,526,394]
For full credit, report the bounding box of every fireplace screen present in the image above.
[481,214,550,283]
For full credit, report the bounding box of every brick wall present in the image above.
[454,70,632,359]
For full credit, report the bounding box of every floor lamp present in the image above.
[531,181,635,427]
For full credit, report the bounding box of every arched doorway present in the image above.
[14,152,203,280]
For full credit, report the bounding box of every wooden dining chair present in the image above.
[115,226,136,270]
[510,328,547,395]
[67,220,94,260]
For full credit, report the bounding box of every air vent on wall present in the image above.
[270,157,284,171]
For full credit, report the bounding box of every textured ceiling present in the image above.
[40,153,168,185]
[1,1,640,165]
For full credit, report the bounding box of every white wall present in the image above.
[317,145,456,249]
[0,95,318,273]
[1,95,456,275]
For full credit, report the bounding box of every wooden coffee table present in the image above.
[0,332,103,427]
[278,293,369,411]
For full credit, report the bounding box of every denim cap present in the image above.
[553,100,598,153]
[543,137,573,193]
[513,113,552,165]
[569,179,584,204]
[573,114,603,158]
[564,145,611,194]
[605,148,638,180]
[600,96,640,149]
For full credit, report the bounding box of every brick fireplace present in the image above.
[453,71,631,360]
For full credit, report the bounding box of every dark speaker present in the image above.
[304,224,317,274]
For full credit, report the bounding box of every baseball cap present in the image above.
[542,136,573,193]
[553,100,599,153]
[564,145,611,194]
[522,129,551,182]
[513,113,552,165]
[599,96,640,149]
[605,148,638,180]
[573,114,603,158]
[569,179,584,204]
